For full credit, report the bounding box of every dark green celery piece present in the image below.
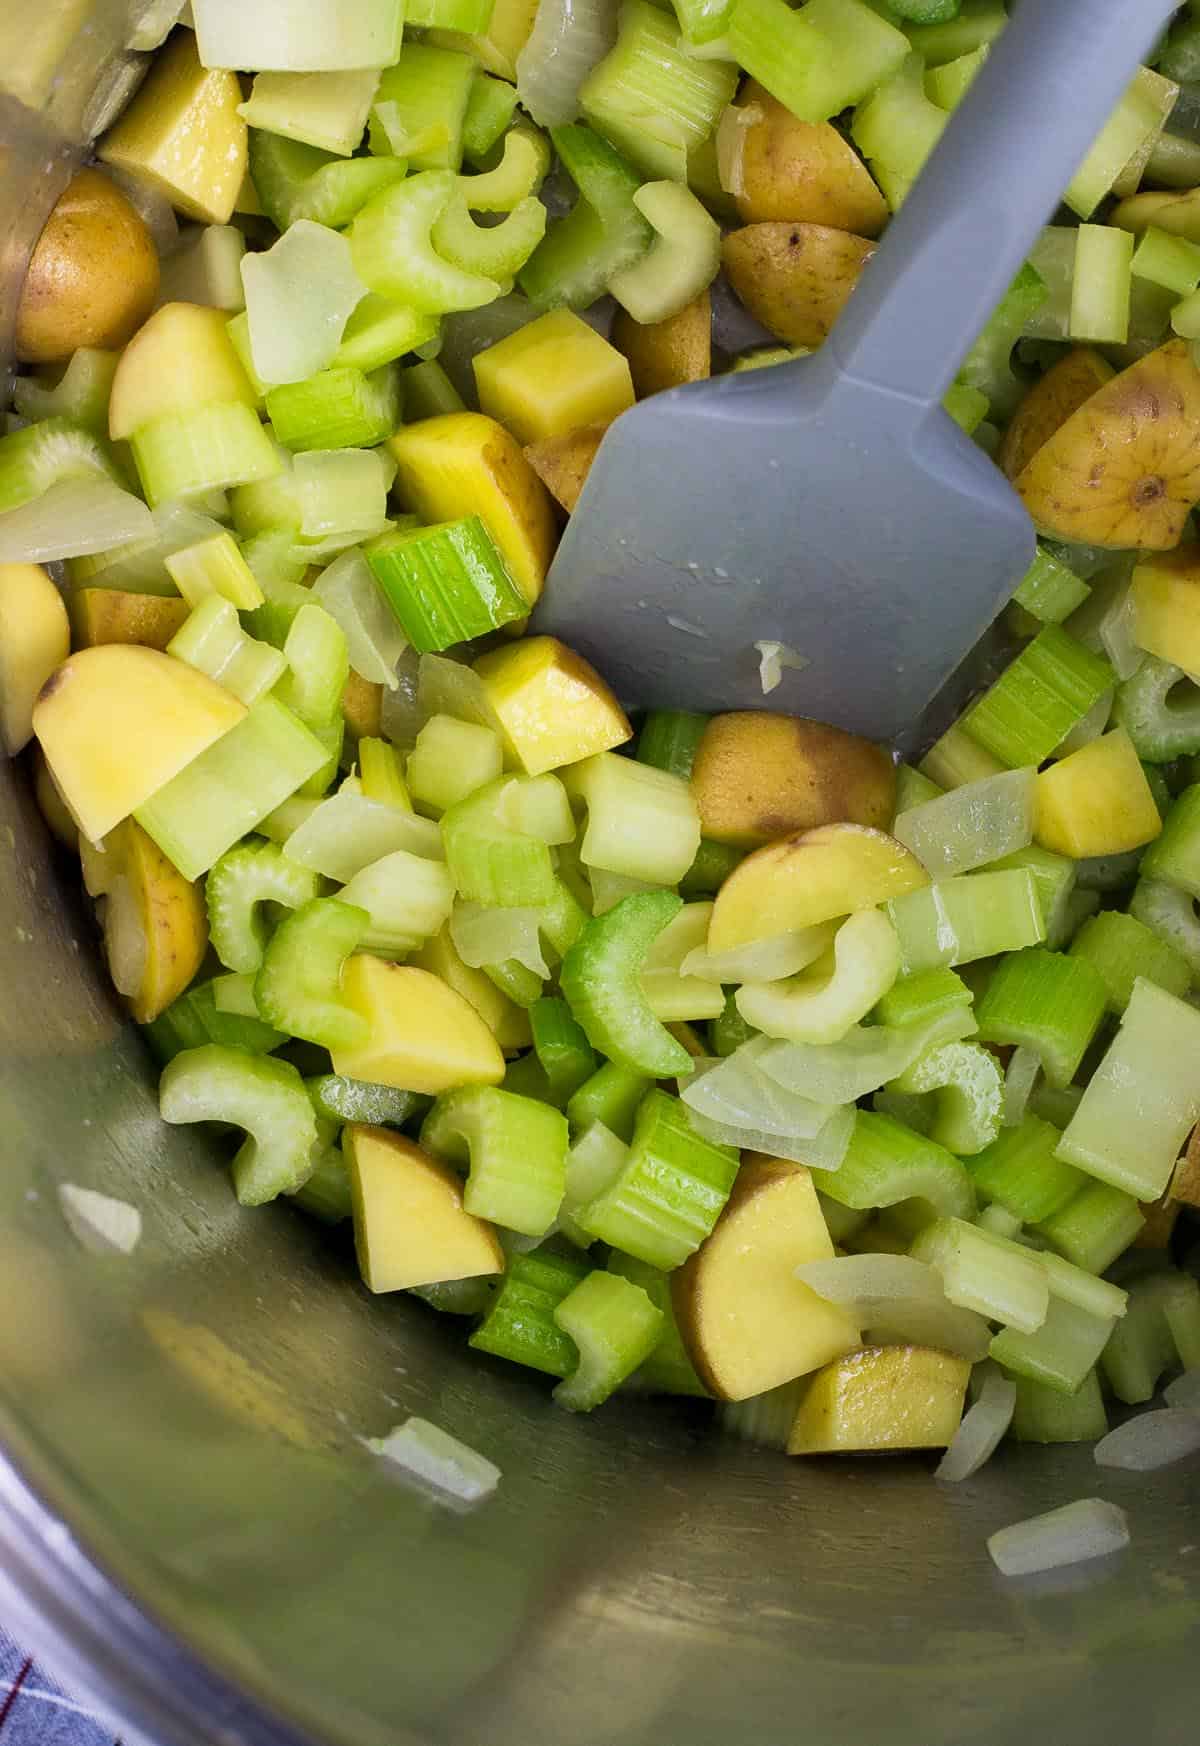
[680,838,744,897]
[636,709,708,778]
[249,131,408,231]
[289,1142,353,1223]
[607,1251,709,1396]
[461,72,520,163]
[530,997,597,1104]
[145,978,286,1063]
[404,358,465,421]
[957,262,1047,419]
[560,891,693,1078]
[566,1061,652,1143]
[708,988,757,1057]
[519,124,651,311]
[469,1247,590,1376]
[367,517,527,652]
[265,365,402,454]
[967,1115,1086,1225]
[306,1075,429,1129]
[975,947,1108,1089]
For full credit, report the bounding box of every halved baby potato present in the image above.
[0,561,70,754]
[69,588,190,652]
[998,347,1114,482]
[343,1124,504,1293]
[81,817,208,1023]
[733,82,888,237]
[722,222,875,349]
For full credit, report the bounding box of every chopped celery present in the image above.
[820,1110,976,1224]
[1010,1367,1108,1444]
[408,714,504,814]
[1068,910,1191,1013]
[352,172,499,313]
[851,50,946,209]
[461,122,551,210]
[608,181,722,325]
[462,71,520,161]
[891,1041,1002,1156]
[1036,1179,1146,1276]
[957,263,1047,419]
[144,977,287,1062]
[919,722,1005,790]
[339,850,457,956]
[910,1217,1049,1335]
[560,893,694,1078]
[469,1247,589,1375]
[559,1120,628,1245]
[168,596,288,707]
[1114,657,1200,762]
[637,709,709,779]
[370,43,477,171]
[250,131,408,232]
[566,1062,652,1143]
[1065,66,1179,221]
[206,841,321,975]
[289,1141,353,1224]
[334,295,441,373]
[368,518,528,651]
[11,350,119,434]
[680,838,745,899]
[1129,876,1200,979]
[276,603,350,728]
[1102,1269,1200,1404]
[737,909,901,1046]
[404,358,466,421]
[130,402,283,507]
[519,124,651,311]
[159,1044,320,1207]
[531,997,597,1104]
[553,1270,663,1411]
[886,868,1045,973]
[266,365,402,454]
[986,845,1077,950]
[422,1083,567,1234]
[961,628,1114,769]
[1013,546,1091,625]
[606,1251,709,1395]
[991,1295,1118,1398]
[728,0,908,125]
[565,751,700,886]
[165,532,264,612]
[255,898,370,1051]
[306,1075,428,1129]
[441,776,560,907]
[1069,224,1133,345]
[968,1117,1086,1226]
[975,948,1107,1088]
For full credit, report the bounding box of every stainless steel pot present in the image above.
[1,9,1196,1743]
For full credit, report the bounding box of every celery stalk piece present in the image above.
[159,1044,320,1206]
[334,296,442,373]
[737,909,901,1046]
[1010,1366,1107,1444]
[353,172,501,313]
[680,838,744,899]
[891,1041,1002,1156]
[339,851,457,956]
[518,124,652,311]
[441,777,560,907]
[165,531,264,611]
[975,948,1108,1089]
[242,221,366,387]
[1141,782,1200,897]
[1115,659,1200,761]
[560,893,694,1078]
[306,1075,429,1129]
[566,1062,652,1143]
[874,965,974,1030]
[565,751,701,886]
[409,715,505,814]
[291,450,391,547]
[191,0,405,73]
[968,1116,1085,1226]
[254,898,370,1051]
[461,123,551,210]
[608,181,722,325]
[1068,224,1134,345]
[1065,65,1179,220]
[911,1217,1049,1335]
[462,72,520,161]
[312,547,409,689]
[820,1110,976,1224]
[553,1270,663,1411]
[1068,910,1190,1013]
[1131,225,1200,296]
[135,698,331,882]
[728,0,908,124]
[985,846,1077,949]
[924,42,988,112]
[249,131,409,231]
[956,261,1048,419]
[580,0,737,181]
[284,782,443,883]
[0,417,119,514]
[266,364,401,454]
[289,1143,353,1224]
[1101,1269,1200,1404]
[919,721,1005,790]
[560,1120,629,1245]
[206,841,322,975]
[886,868,1045,973]
[368,517,528,651]
[851,51,947,209]
[370,44,477,171]
[1013,546,1091,625]
[405,359,466,421]
[893,768,1036,878]
[431,194,548,280]
[636,709,709,779]
[575,1087,739,1269]
[905,0,1005,65]
[168,596,288,707]
[12,349,119,433]
[1036,1179,1145,1276]
[990,1294,1119,1398]
[273,603,349,731]
[470,1248,590,1375]
[605,1251,709,1395]
[144,977,287,1062]
[1055,978,1200,1201]
[422,1085,568,1234]
[531,996,597,1104]
[126,403,282,511]
[673,0,734,47]
[962,628,1114,769]
[239,69,381,158]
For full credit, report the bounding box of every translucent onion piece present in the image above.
[1164,1369,1200,1409]
[686,1102,854,1172]
[681,1039,835,1138]
[1093,1407,1200,1471]
[365,1417,499,1503]
[1002,1045,1041,1127]
[450,902,549,976]
[754,638,809,694]
[242,220,366,385]
[794,1254,993,1362]
[987,1499,1129,1576]
[312,546,408,688]
[379,651,423,747]
[936,1369,1017,1482]
[680,922,837,985]
[758,1005,975,1107]
[416,652,503,736]
[0,477,153,562]
[58,1184,142,1256]
[715,100,762,199]
[516,0,620,128]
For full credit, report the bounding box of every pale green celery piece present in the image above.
[608,181,722,326]
[1101,1269,1200,1403]
[293,448,389,542]
[1013,546,1091,625]
[606,1250,709,1397]
[370,42,476,170]
[334,295,442,372]
[275,601,349,729]
[957,261,1047,419]
[404,358,465,420]
[421,1083,569,1236]
[886,868,1045,974]
[265,363,401,455]
[1069,224,1133,345]
[987,845,1076,948]
[819,1109,976,1223]
[894,762,943,813]
[130,403,282,508]
[852,51,947,209]
[461,70,520,163]
[893,768,1035,878]
[430,193,547,280]
[991,1295,1117,1397]
[1055,978,1200,1199]
[168,595,287,707]
[165,530,263,610]
[1132,224,1200,296]
[11,349,119,432]
[351,171,499,312]
[206,840,321,975]
[518,124,652,312]
[566,1063,652,1144]
[242,221,366,388]
[919,722,1005,790]
[553,1271,664,1411]
[240,69,381,157]
[461,123,551,211]
[159,1044,320,1208]
[1009,1367,1108,1443]
[283,781,443,882]
[638,901,726,1025]
[904,0,1006,66]
[560,1121,629,1247]
[1116,658,1200,763]
[736,909,901,1046]
[925,43,988,110]
[893,1041,1002,1156]
[942,380,989,433]
[564,751,700,886]
[911,1216,1049,1334]
[1068,910,1191,1013]
[0,416,118,514]
[1065,65,1179,220]
[409,714,505,815]
[975,947,1108,1090]
[727,0,908,125]
[968,1114,1085,1225]
[340,850,457,956]
[1036,1178,1144,1276]
[1131,874,1200,977]
[961,626,1114,769]
[290,1142,354,1224]
[718,1380,805,1449]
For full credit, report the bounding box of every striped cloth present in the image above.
[0,1631,122,1746]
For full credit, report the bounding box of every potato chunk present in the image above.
[691,711,895,848]
[734,83,887,236]
[722,222,875,349]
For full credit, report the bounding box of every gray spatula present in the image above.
[532,0,1177,742]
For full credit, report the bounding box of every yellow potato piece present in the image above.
[0,561,70,754]
[708,823,929,952]
[474,310,635,445]
[735,83,888,237]
[69,589,190,652]
[611,291,712,399]
[523,426,607,514]
[332,958,506,1094]
[109,302,259,441]
[31,644,245,845]
[15,169,159,366]
[388,412,556,607]
[1130,543,1200,674]
[1033,728,1162,858]
[473,634,632,775]
[787,1346,971,1454]
[691,711,896,848]
[1015,340,1200,551]
[412,924,532,1052]
[98,30,247,225]
[998,346,1114,482]
[344,1124,504,1293]
[86,818,207,1023]
[722,222,875,349]
[33,747,78,851]
[672,1157,860,1400]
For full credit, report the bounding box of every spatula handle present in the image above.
[828,0,1179,409]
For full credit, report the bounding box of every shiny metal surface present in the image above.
[1,11,1198,1745]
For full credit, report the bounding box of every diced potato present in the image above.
[69,589,190,652]
[343,1124,504,1293]
[998,347,1114,482]
[473,310,635,445]
[734,83,888,237]
[1130,544,1200,675]
[611,291,712,399]
[412,923,532,1052]
[786,1346,971,1454]
[388,412,556,607]
[523,426,606,513]
[332,958,506,1093]
[708,823,929,951]
[474,635,631,775]
[108,301,259,441]
[722,222,875,348]
[428,0,539,79]
[32,644,245,845]
[98,30,247,224]
[1033,729,1162,858]
[33,747,78,850]
[342,671,384,742]
[690,711,896,848]
[672,1157,860,1399]
[85,817,207,1022]
[0,562,70,754]
[15,169,159,366]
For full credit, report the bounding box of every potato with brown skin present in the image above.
[722,223,875,349]
[999,347,1115,481]
[523,425,606,513]
[734,82,888,237]
[15,169,159,366]
[1015,339,1200,550]
[342,671,384,742]
[691,712,895,848]
[68,589,190,652]
[1110,186,1200,241]
[611,290,712,399]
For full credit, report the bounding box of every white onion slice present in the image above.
[1164,1369,1200,1410]
[682,1039,836,1138]
[794,1254,993,1361]
[242,220,364,385]
[681,923,836,985]
[516,0,620,128]
[366,1417,499,1503]
[715,101,761,199]
[0,478,154,562]
[987,1498,1129,1577]
[1093,1407,1200,1471]
[450,902,549,977]
[754,639,809,695]
[936,1370,1016,1482]
[58,1184,142,1256]
[687,1102,854,1171]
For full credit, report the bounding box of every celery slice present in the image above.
[159,1044,319,1206]
[911,1217,1049,1334]
[737,909,902,1046]
[206,841,321,975]
[553,1270,663,1411]
[1068,910,1190,1013]
[339,850,457,956]
[441,776,559,907]
[1013,546,1091,625]
[606,1251,709,1396]
[168,596,288,707]
[975,947,1108,1089]
[531,996,597,1104]
[368,517,528,651]
[1129,876,1200,978]
[565,751,701,886]
[990,1295,1119,1397]
[250,131,408,231]
[462,71,520,161]
[887,868,1045,973]
[962,628,1114,769]
[11,351,119,434]
[144,977,286,1062]
[1036,1179,1145,1276]
[728,0,908,125]
[894,1041,1002,1156]
[469,1247,590,1375]
[561,892,693,1078]
[821,1110,976,1224]
[422,1083,568,1234]
[306,1075,429,1129]
[608,180,722,325]
[130,402,283,507]
[351,171,500,312]
[255,898,370,1051]
[968,1116,1085,1226]
[566,1062,651,1143]
[1010,1367,1108,1444]
[1114,656,1200,762]
[519,123,652,310]
[370,43,477,171]
[1101,1269,1200,1404]
[431,193,547,279]
[266,364,401,454]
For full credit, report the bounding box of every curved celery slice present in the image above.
[206,840,321,974]
[531,996,597,1103]
[608,180,721,326]
[1129,876,1200,977]
[0,416,118,514]
[564,751,700,886]
[469,1247,590,1375]
[737,909,901,1046]
[553,1270,663,1411]
[891,1041,1002,1156]
[249,131,408,232]
[421,1084,568,1235]
[1113,655,1200,760]
[606,1250,709,1396]
[519,124,652,311]
[560,892,693,1077]
[11,349,119,433]
[289,1139,353,1224]
[461,123,551,211]
[431,192,547,279]
[159,1044,319,1206]
[821,1111,976,1225]
[566,1062,651,1143]
[351,171,500,312]
[255,897,371,1050]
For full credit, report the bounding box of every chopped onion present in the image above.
[680,922,836,985]
[688,1101,854,1171]
[104,165,180,255]
[516,0,620,128]
[794,1254,993,1361]
[450,902,549,977]
[379,650,423,747]
[242,220,365,385]
[1002,1045,1041,1126]
[1093,1408,1200,1472]
[987,1499,1130,1577]
[758,1022,952,1106]
[715,101,761,199]
[58,1184,142,1256]
[1165,1369,1200,1409]
[312,547,409,688]
[682,1038,836,1138]
[417,652,503,736]
[936,1369,1017,1482]
[754,639,809,695]
[366,1417,500,1503]
[0,478,153,562]
[127,0,189,51]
